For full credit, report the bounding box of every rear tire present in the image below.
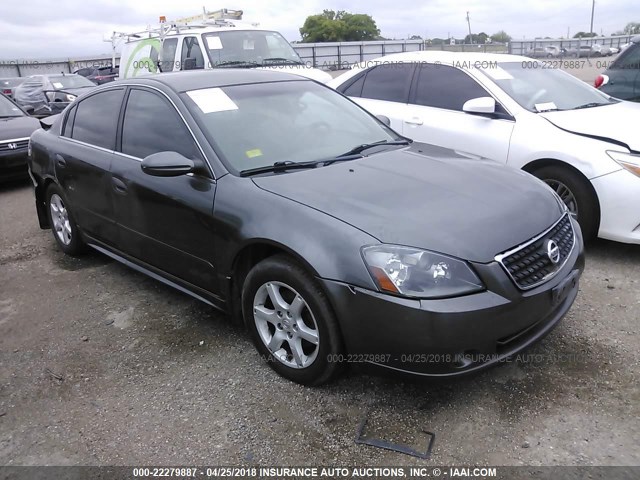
[45,183,86,256]
[242,254,343,386]
[532,165,599,240]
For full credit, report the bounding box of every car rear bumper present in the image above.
[593,168,640,244]
[320,228,585,378]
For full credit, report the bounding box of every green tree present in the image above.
[623,22,640,35]
[409,35,423,40]
[490,30,512,43]
[464,32,489,44]
[300,10,380,42]
[573,31,597,38]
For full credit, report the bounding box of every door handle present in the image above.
[55,154,66,168]
[112,177,128,195]
[404,117,424,126]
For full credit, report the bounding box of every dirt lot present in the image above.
[0,179,639,468]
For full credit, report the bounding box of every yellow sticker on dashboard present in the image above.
[246,149,263,158]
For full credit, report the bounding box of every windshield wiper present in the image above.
[240,161,319,177]
[261,57,304,66]
[337,139,411,157]
[571,102,608,110]
[215,60,260,68]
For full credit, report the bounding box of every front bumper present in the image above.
[0,148,29,181]
[321,221,585,378]
[592,168,640,244]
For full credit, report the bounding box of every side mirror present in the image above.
[376,115,391,126]
[141,152,195,177]
[462,97,496,116]
[183,57,197,71]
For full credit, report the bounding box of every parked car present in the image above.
[560,47,578,57]
[591,44,612,57]
[0,93,39,181]
[527,46,560,58]
[74,65,119,85]
[329,51,640,244]
[609,47,620,55]
[28,70,584,385]
[577,45,595,57]
[596,35,640,102]
[1,77,26,100]
[13,74,96,116]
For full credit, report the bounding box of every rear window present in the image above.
[613,44,640,70]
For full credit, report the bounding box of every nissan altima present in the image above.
[28,70,584,385]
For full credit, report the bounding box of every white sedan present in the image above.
[329,51,640,244]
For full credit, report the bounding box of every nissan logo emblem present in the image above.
[7,143,18,150]
[546,240,561,264]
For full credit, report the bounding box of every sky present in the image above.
[0,0,636,59]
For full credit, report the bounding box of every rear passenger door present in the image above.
[404,63,515,162]
[340,63,416,134]
[111,87,219,293]
[56,88,125,245]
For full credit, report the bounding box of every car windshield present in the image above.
[482,62,616,112]
[47,75,96,90]
[183,80,401,174]
[203,30,303,67]
[0,94,24,117]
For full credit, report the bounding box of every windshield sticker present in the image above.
[243,39,255,50]
[187,88,238,114]
[206,36,223,50]
[485,66,513,80]
[52,82,64,89]
[534,102,558,112]
[246,149,263,158]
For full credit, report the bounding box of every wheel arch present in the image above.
[522,158,601,230]
[228,239,324,327]
[34,175,58,229]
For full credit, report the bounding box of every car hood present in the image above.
[253,144,564,263]
[0,115,40,140]
[540,101,640,152]
[258,65,333,84]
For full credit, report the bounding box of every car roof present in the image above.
[112,69,308,93]
[357,50,532,65]
[633,35,640,44]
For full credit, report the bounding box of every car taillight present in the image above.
[2,89,11,95]
[594,74,609,89]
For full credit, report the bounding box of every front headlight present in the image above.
[65,94,77,102]
[607,150,640,178]
[362,245,484,299]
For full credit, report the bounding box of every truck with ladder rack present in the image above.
[117,8,332,83]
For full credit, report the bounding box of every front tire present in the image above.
[532,165,599,240]
[242,255,343,386]
[46,184,86,256]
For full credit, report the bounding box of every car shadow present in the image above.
[585,237,640,262]
[0,177,30,193]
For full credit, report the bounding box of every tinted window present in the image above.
[360,64,414,103]
[160,38,178,72]
[71,89,124,149]
[181,37,205,70]
[62,105,77,137]
[413,64,489,111]
[616,44,640,69]
[341,73,365,97]
[121,89,200,160]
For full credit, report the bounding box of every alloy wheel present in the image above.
[544,179,578,218]
[253,281,320,369]
[50,193,72,245]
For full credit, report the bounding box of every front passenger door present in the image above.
[111,87,218,293]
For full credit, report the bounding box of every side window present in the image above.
[160,38,178,72]
[62,105,77,137]
[616,45,640,69]
[360,64,414,103]
[413,64,489,111]
[340,73,366,97]
[121,89,200,160]
[70,89,124,149]
[181,37,205,70]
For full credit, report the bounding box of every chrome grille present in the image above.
[0,138,29,152]
[496,214,575,290]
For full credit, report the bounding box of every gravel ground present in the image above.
[0,179,639,468]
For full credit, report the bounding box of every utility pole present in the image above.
[590,0,595,36]
[466,11,472,43]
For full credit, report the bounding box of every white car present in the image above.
[329,51,640,244]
